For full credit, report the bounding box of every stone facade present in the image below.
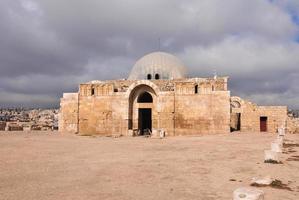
[59,52,290,136]
[287,116,299,134]
[59,93,78,133]
[59,77,232,136]
[230,96,288,133]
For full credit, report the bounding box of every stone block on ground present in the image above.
[151,129,160,138]
[264,150,281,163]
[271,142,282,153]
[159,129,165,138]
[251,176,272,186]
[276,136,284,145]
[127,130,134,137]
[151,129,166,139]
[233,187,264,200]
[278,127,285,136]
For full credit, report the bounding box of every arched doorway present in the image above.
[127,83,157,136]
[137,92,153,134]
[230,100,241,132]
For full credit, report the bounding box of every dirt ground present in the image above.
[0,131,298,200]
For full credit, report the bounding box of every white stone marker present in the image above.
[233,187,264,200]
[271,142,282,153]
[264,150,280,163]
[278,127,285,136]
[276,136,284,145]
[151,129,159,138]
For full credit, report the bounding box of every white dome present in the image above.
[128,52,186,80]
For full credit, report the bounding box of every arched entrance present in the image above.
[127,82,158,136]
[137,92,153,134]
[230,99,242,132]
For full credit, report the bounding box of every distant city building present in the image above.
[0,108,58,131]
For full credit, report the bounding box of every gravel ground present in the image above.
[0,131,298,200]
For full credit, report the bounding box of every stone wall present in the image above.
[0,121,6,131]
[59,93,78,133]
[231,96,287,133]
[60,78,290,136]
[78,94,128,136]
[174,91,231,135]
[287,117,299,134]
[73,78,231,136]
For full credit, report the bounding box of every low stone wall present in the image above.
[287,117,299,134]
[0,121,6,131]
[231,96,288,133]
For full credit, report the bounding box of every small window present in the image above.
[155,74,160,80]
[147,74,152,80]
[195,85,198,94]
[231,101,241,108]
[212,85,214,91]
[91,88,95,96]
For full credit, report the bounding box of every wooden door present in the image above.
[260,117,267,132]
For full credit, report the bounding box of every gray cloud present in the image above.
[0,0,299,108]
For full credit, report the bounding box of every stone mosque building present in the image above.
[59,52,288,136]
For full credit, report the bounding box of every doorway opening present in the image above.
[236,113,241,131]
[138,108,152,135]
[230,113,241,132]
[260,116,268,132]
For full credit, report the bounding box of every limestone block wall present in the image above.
[199,77,228,92]
[59,93,79,133]
[78,93,128,136]
[256,106,287,133]
[287,117,299,134]
[0,121,6,131]
[156,92,175,135]
[174,91,231,135]
[231,97,287,133]
[60,78,290,136]
[75,80,231,136]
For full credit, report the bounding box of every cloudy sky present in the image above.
[0,0,299,109]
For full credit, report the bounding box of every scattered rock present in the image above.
[264,150,281,164]
[270,179,292,191]
[233,187,264,200]
[251,178,293,191]
[251,176,272,187]
[264,159,282,164]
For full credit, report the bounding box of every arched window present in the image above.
[91,88,95,96]
[147,74,152,80]
[195,85,198,94]
[137,92,153,103]
[231,101,241,108]
[155,73,160,80]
